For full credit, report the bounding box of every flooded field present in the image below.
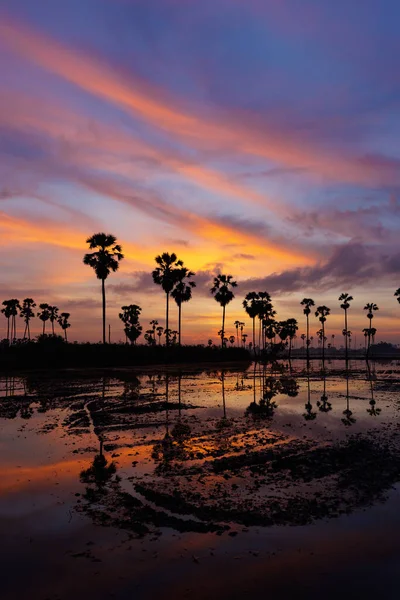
[2,360,400,599]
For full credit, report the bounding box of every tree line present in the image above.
[2,232,398,354]
[1,299,71,342]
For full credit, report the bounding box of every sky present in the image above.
[1,0,400,345]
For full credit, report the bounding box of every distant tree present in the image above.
[363,303,379,357]
[83,233,124,344]
[285,318,298,359]
[37,303,51,335]
[156,326,164,345]
[152,252,183,347]
[207,339,213,347]
[119,305,142,345]
[1,299,20,342]
[339,293,353,362]
[300,333,306,349]
[171,266,196,345]
[48,305,59,335]
[58,312,71,341]
[395,288,400,304]
[229,335,235,346]
[211,275,238,347]
[315,305,330,364]
[300,298,315,363]
[20,298,36,340]
[242,333,248,348]
[234,320,241,347]
[243,292,260,352]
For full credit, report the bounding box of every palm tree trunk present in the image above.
[178,302,182,346]
[43,320,45,335]
[6,317,9,342]
[306,315,310,364]
[23,323,27,340]
[289,336,292,359]
[102,278,106,344]
[322,322,325,365]
[27,321,30,340]
[222,304,226,348]
[166,292,170,347]
[64,329,67,342]
[52,320,55,335]
[252,317,255,356]
[344,309,348,361]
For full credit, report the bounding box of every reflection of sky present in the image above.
[1,1,400,341]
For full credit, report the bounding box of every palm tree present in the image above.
[152,253,183,347]
[300,298,315,363]
[243,292,260,353]
[234,320,241,347]
[339,293,353,362]
[363,303,379,358]
[1,300,14,342]
[119,305,142,344]
[211,275,238,347]
[242,333,248,348]
[229,335,235,346]
[48,305,59,335]
[171,266,196,346]
[285,318,298,359]
[37,303,51,335]
[315,305,330,364]
[58,312,71,341]
[83,233,124,344]
[20,298,36,340]
[156,326,164,345]
[395,288,400,304]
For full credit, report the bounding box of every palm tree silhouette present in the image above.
[339,293,353,362]
[234,320,241,346]
[315,305,330,364]
[300,333,306,350]
[48,305,59,335]
[395,288,400,305]
[156,325,164,345]
[363,303,379,358]
[242,333,248,348]
[285,318,298,359]
[152,252,182,347]
[58,312,71,341]
[119,305,142,344]
[171,266,196,345]
[300,298,315,364]
[258,292,274,350]
[37,303,51,335]
[243,292,260,353]
[83,233,124,344]
[211,275,237,347]
[20,298,36,340]
[1,300,17,342]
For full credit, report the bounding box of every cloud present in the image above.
[238,242,400,295]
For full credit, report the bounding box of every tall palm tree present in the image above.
[315,305,330,364]
[156,326,164,345]
[48,305,59,335]
[37,303,51,335]
[300,333,306,349]
[243,292,260,353]
[363,303,379,358]
[171,266,196,346]
[339,293,353,362]
[300,298,315,363]
[58,312,71,341]
[152,252,182,347]
[285,318,298,360]
[211,274,238,347]
[20,298,36,340]
[83,233,124,344]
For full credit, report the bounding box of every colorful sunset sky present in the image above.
[1,0,400,344]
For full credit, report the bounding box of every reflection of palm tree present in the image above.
[83,233,124,344]
[366,362,381,416]
[303,365,316,420]
[317,372,332,412]
[342,369,356,426]
[152,252,183,347]
[211,275,237,348]
[80,439,117,490]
